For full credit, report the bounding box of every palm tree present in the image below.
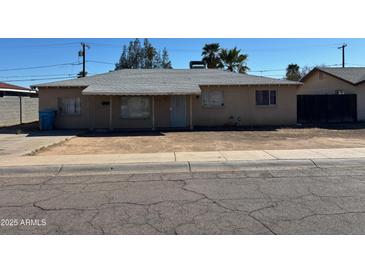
[285,63,301,81]
[220,47,249,74]
[201,43,223,69]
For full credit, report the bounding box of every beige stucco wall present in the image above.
[298,70,365,121]
[193,85,297,126]
[38,85,298,130]
[38,87,91,129]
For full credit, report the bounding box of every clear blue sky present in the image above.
[1,38,365,88]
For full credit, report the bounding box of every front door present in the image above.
[170,96,187,127]
[93,96,110,129]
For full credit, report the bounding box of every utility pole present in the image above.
[79,43,90,77]
[338,43,347,68]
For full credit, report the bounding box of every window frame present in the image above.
[201,91,224,109]
[255,90,277,107]
[57,97,81,116]
[120,96,151,119]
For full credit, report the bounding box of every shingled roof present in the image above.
[32,69,301,96]
[301,67,365,85]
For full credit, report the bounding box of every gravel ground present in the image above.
[36,125,365,155]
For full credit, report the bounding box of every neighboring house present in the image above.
[0,82,37,97]
[0,82,38,127]
[32,69,301,130]
[299,67,365,123]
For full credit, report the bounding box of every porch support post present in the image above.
[189,95,193,130]
[109,96,113,131]
[88,96,93,131]
[152,96,155,130]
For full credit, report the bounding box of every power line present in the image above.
[0,73,97,81]
[0,62,81,72]
[87,41,346,52]
[87,60,115,65]
[2,76,76,83]
[250,68,286,73]
[250,64,342,74]
[0,42,80,49]
[0,73,77,78]
[347,63,365,66]
[87,42,123,47]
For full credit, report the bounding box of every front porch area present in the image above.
[87,94,194,131]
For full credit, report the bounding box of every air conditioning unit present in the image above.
[335,90,345,95]
[189,61,206,69]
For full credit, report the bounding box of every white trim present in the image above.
[0,88,35,93]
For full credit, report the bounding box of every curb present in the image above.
[0,158,364,176]
[0,162,190,176]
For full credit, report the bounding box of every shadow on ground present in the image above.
[0,122,80,137]
[3,122,365,138]
[76,123,365,138]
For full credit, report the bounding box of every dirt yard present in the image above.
[35,125,365,155]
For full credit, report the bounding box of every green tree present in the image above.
[115,39,173,70]
[161,48,172,69]
[201,43,223,68]
[285,63,301,81]
[115,45,129,69]
[128,39,143,68]
[219,47,249,73]
[153,50,162,68]
[143,38,156,69]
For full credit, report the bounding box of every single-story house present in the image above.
[298,67,365,123]
[32,69,302,130]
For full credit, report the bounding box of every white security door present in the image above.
[170,96,187,127]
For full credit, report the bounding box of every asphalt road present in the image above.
[1,162,365,234]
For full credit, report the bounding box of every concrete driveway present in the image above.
[0,130,79,156]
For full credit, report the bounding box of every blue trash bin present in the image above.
[39,110,56,131]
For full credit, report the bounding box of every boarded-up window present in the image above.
[58,97,81,115]
[201,91,224,108]
[121,97,150,118]
[256,90,276,106]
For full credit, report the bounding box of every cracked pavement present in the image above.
[1,164,365,234]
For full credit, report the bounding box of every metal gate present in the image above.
[297,94,357,124]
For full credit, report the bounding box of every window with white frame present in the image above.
[201,91,224,108]
[120,96,150,118]
[58,97,81,115]
[256,90,277,106]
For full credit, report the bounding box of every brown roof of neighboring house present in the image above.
[0,82,31,91]
[301,67,365,85]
